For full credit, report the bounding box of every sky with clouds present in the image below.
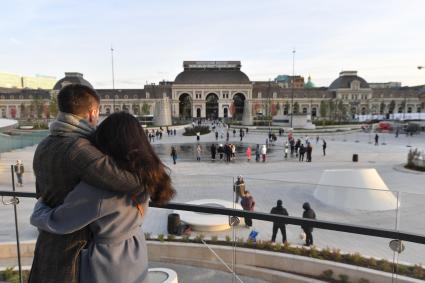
[1,0,425,88]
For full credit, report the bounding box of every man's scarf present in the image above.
[49,112,95,138]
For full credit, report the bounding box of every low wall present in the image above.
[0,241,422,283]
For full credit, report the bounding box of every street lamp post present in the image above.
[290,49,296,129]
[111,46,116,113]
[268,79,271,127]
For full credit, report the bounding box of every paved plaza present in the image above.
[1,126,425,269]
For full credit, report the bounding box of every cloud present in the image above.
[9,38,22,45]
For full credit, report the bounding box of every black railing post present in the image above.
[10,165,23,283]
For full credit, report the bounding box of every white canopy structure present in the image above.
[0,118,18,131]
[313,169,399,211]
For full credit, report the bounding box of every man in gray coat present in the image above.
[29,84,143,283]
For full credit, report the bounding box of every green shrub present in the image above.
[157,234,165,242]
[0,267,29,283]
[273,242,282,251]
[182,235,190,242]
[358,279,369,283]
[309,246,320,258]
[339,274,349,283]
[320,269,334,280]
[349,252,363,265]
[194,234,205,242]
[246,239,255,248]
[367,257,377,268]
[167,234,175,241]
[413,265,425,279]
[144,232,151,240]
[377,259,392,272]
[210,235,218,242]
[183,126,210,136]
[225,235,232,242]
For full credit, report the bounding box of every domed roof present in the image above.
[53,72,93,90]
[329,71,369,89]
[305,76,315,88]
[174,69,250,84]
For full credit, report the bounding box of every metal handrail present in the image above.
[2,190,425,245]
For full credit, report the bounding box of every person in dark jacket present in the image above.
[255,144,260,162]
[210,143,217,160]
[299,144,305,162]
[306,144,312,162]
[171,146,177,164]
[218,144,224,160]
[270,200,289,243]
[241,191,255,227]
[301,202,316,246]
[30,84,143,283]
[322,139,327,156]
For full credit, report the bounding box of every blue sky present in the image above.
[1,0,425,88]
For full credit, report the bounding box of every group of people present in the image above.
[146,127,178,143]
[234,176,317,247]
[282,135,328,162]
[270,200,317,246]
[284,138,314,162]
[28,84,175,283]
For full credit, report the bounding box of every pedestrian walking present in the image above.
[233,129,236,137]
[255,144,260,162]
[299,144,305,162]
[196,132,200,142]
[233,176,246,203]
[173,129,176,136]
[290,138,295,157]
[215,131,219,140]
[171,146,177,165]
[306,144,312,162]
[218,144,224,160]
[226,131,230,142]
[301,202,316,246]
[375,134,379,145]
[211,144,217,160]
[196,144,202,161]
[246,146,252,162]
[322,139,327,156]
[14,160,24,186]
[284,142,289,159]
[261,144,267,162]
[241,191,255,227]
[270,200,289,243]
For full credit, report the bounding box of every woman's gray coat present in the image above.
[31,182,148,283]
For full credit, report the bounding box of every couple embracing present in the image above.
[29,84,175,283]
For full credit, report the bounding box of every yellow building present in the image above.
[22,75,56,89]
[0,72,21,88]
[0,72,56,89]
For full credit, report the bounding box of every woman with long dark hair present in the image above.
[31,112,175,283]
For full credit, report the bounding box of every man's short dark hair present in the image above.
[57,84,100,115]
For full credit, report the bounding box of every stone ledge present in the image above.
[1,240,423,283]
